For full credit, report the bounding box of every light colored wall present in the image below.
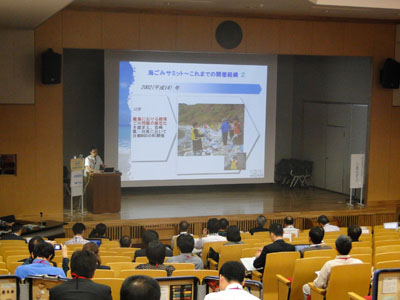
[0,10,397,219]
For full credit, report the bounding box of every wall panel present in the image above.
[176,16,213,52]
[246,18,279,54]
[311,21,345,56]
[139,14,177,50]
[278,20,313,55]
[343,22,374,56]
[102,12,140,50]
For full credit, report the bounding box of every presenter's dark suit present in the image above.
[49,278,112,300]
[253,239,295,273]
[0,233,26,241]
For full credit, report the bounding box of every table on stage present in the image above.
[86,172,121,214]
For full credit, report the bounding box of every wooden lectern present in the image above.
[86,172,121,214]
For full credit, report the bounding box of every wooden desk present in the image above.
[87,172,121,214]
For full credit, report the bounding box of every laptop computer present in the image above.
[103,167,114,173]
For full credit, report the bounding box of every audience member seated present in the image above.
[166,234,203,269]
[171,221,191,249]
[224,226,244,245]
[15,241,66,279]
[120,235,132,248]
[347,225,362,242]
[0,217,14,230]
[300,226,331,258]
[120,275,161,300]
[1,222,25,241]
[249,215,269,235]
[82,242,111,269]
[136,240,175,276]
[65,223,90,245]
[19,237,70,274]
[49,250,112,300]
[134,230,172,261]
[194,218,227,251]
[218,218,229,237]
[89,223,110,240]
[204,261,260,300]
[317,215,340,232]
[302,235,363,299]
[253,223,295,273]
[283,216,299,238]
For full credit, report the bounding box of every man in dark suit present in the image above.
[300,226,331,257]
[50,250,112,300]
[133,230,172,261]
[249,215,269,235]
[253,223,295,273]
[1,222,26,241]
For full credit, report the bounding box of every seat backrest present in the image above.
[241,247,259,258]
[6,255,27,270]
[0,269,9,275]
[374,240,400,248]
[119,269,167,278]
[171,269,218,282]
[350,247,372,255]
[289,257,331,300]
[201,241,226,266]
[93,269,116,278]
[374,252,400,265]
[99,251,118,256]
[325,263,371,300]
[351,254,372,264]
[0,262,6,269]
[8,261,23,274]
[105,262,140,277]
[218,244,246,270]
[253,232,270,239]
[375,260,400,270]
[93,278,124,300]
[135,256,149,263]
[101,256,132,264]
[352,241,372,248]
[263,252,300,299]
[164,263,195,270]
[2,250,29,260]
[375,245,400,254]
[303,249,336,259]
[173,237,180,256]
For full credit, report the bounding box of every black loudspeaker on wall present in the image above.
[380,58,400,89]
[215,20,243,50]
[41,48,62,84]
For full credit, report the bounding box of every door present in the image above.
[325,126,346,193]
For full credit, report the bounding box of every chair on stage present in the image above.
[308,263,371,300]
[252,251,300,300]
[277,256,330,300]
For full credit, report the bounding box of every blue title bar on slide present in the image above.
[175,83,262,94]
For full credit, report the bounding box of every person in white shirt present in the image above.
[302,235,363,300]
[283,216,299,240]
[84,147,104,177]
[204,261,260,300]
[171,220,192,250]
[194,218,226,251]
[65,223,90,245]
[317,215,340,232]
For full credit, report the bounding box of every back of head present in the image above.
[28,236,44,254]
[177,234,194,253]
[120,235,132,248]
[269,223,283,237]
[72,222,86,235]
[347,225,362,242]
[71,250,97,279]
[226,226,241,242]
[95,223,107,236]
[309,226,325,244]
[82,242,101,265]
[219,218,229,230]
[11,222,23,233]
[146,240,165,265]
[121,275,161,300]
[33,242,55,260]
[256,215,266,228]
[219,261,245,283]
[317,215,329,226]
[142,230,159,246]
[207,218,220,234]
[179,221,189,232]
[284,216,294,226]
[335,235,352,255]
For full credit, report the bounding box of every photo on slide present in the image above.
[178,103,245,157]
[224,152,246,170]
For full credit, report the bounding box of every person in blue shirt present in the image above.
[15,241,66,279]
[220,119,230,146]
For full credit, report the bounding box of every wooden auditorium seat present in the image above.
[374,252,400,265]
[171,269,218,282]
[208,244,246,270]
[101,256,131,264]
[303,249,336,259]
[92,278,124,300]
[164,263,195,270]
[375,260,400,270]
[105,262,140,277]
[201,241,225,267]
[119,269,167,278]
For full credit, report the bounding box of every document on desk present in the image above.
[241,257,259,271]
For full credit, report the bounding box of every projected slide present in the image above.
[118,61,267,182]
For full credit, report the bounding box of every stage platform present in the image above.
[61,184,399,243]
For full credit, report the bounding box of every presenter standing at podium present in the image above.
[84,147,104,177]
